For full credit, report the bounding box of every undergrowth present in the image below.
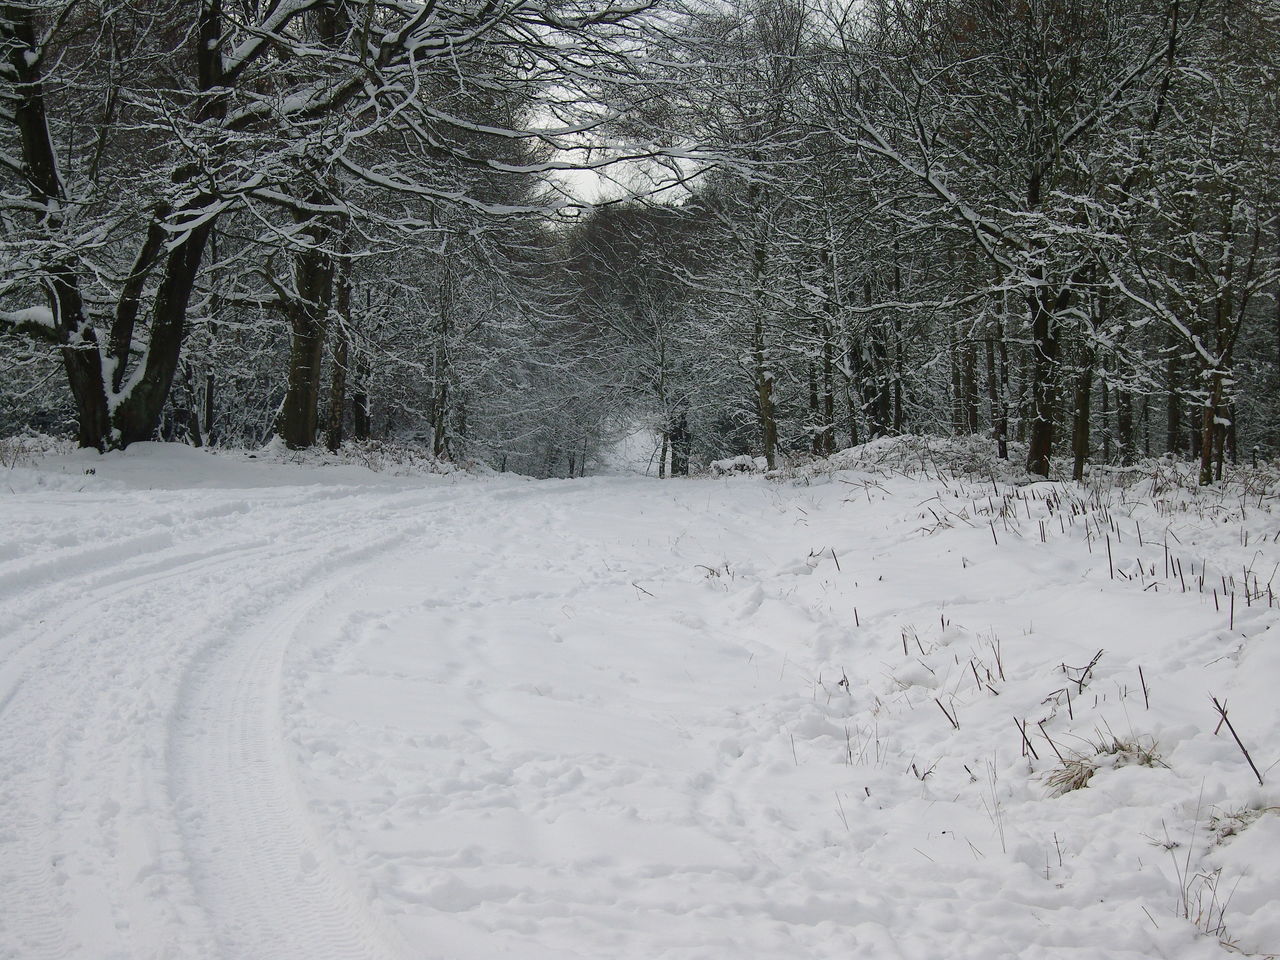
[257,437,487,476]
[0,431,76,468]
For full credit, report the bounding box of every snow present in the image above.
[1,439,1278,959]
[0,305,56,330]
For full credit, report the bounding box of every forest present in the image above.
[5,4,1280,954]
[2,0,1278,485]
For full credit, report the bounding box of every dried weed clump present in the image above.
[1045,734,1166,797]
[1209,805,1280,845]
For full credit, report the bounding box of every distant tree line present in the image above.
[3,0,1277,483]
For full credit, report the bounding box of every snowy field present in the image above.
[1,439,1278,960]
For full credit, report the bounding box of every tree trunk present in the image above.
[430,265,456,458]
[1225,400,1237,466]
[114,224,215,446]
[807,352,821,456]
[756,360,777,469]
[845,381,859,448]
[1190,399,1202,462]
[1116,389,1135,464]
[352,390,370,441]
[204,371,216,446]
[1101,376,1111,461]
[986,322,1008,460]
[962,339,979,435]
[281,311,326,449]
[751,241,777,469]
[1200,370,1223,485]
[1165,339,1182,455]
[180,362,203,447]
[63,334,111,450]
[1142,396,1151,457]
[1275,231,1280,386]
[1026,283,1063,477]
[41,217,210,451]
[890,232,905,434]
[350,289,371,442]
[670,406,691,476]
[1015,348,1028,443]
[818,245,845,455]
[821,330,836,454]
[279,211,334,450]
[804,313,836,457]
[997,319,1011,454]
[875,338,893,437]
[326,336,347,453]
[352,347,371,442]
[431,379,449,457]
[745,183,777,470]
[1070,342,1095,482]
[950,327,963,435]
[279,276,327,446]
[325,265,351,453]
[854,277,891,441]
[322,256,353,455]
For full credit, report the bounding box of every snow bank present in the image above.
[1,438,489,494]
[710,453,768,475]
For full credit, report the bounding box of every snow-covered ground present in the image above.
[2,440,1278,959]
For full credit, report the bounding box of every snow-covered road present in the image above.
[2,444,1277,959]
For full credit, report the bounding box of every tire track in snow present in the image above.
[159,485,514,960]
[169,558,415,960]
[0,482,457,960]
[0,523,315,960]
[0,487,362,715]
